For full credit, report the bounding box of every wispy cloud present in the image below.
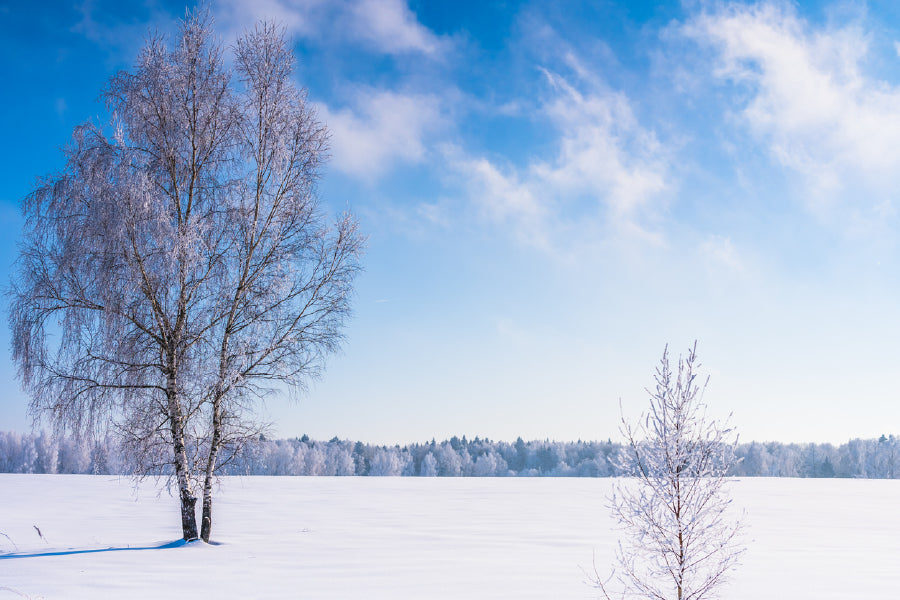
[348,0,444,56]
[537,63,668,219]
[213,0,326,42]
[70,0,178,65]
[214,0,445,57]
[684,2,900,221]
[317,90,446,180]
[54,98,68,119]
[700,234,745,275]
[449,60,670,253]
[494,316,536,350]
[446,149,550,247]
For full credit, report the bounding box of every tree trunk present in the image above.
[180,486,198,541]
[202,333,231,543]
[200,483,213,543]
[174,440,198,540]
[200,391,222,542]
[167,369,198,541]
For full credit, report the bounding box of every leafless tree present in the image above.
[9,11,362,542]
[196,22,362,542]
[595,343,744,600]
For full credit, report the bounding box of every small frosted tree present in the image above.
[596,342,743,600]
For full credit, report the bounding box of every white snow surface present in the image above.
[1,475,899,598]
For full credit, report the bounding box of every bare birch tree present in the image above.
[595,343,744,600]
[196,22,362,542]
[9,11,362,542]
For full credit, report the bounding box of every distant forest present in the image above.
[1,431,898,479]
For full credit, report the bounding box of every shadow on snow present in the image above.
[0,539,210,559]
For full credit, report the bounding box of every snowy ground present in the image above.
[1,476,899,598]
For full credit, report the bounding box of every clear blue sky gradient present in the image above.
[3,0,900,444]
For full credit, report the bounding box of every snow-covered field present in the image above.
[1,475,899,598]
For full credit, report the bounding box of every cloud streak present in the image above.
[317,90,446,180]
[450,61,670,252]
[348,0,444,56]
[685,3,900,219]
[214,0,445,57]
[70,0,178,65]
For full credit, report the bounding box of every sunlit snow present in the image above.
[1,475,899,598]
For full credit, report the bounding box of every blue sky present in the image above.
[3,0,900,444]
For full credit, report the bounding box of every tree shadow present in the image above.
[0,539,196,560]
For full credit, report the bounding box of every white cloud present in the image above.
[214,0,325,43]
[446,150,550,247]
[449,65,669,251]
[214,0,443,57]
[536,67,667,218]
[685,3,900,214]
[349,0,443,56]
[317,90,445,180]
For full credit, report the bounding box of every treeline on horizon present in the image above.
[1,431,898,479]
